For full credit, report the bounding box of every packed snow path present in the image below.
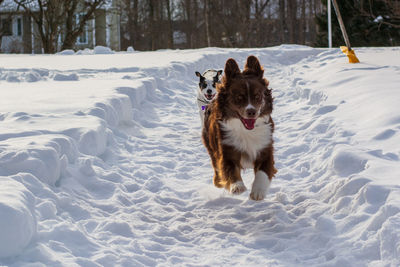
[1,46,400,266]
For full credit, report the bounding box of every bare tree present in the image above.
[147,0,156,50]
[14,0,64,53]
[122,0,171,50]
[203,0,210,47]
[179,0,193,48]
[299,0,306,44]
[164,0,173,48]
[253,0,272,46]
[61,0,108,50]
[191,0,199,48]
[123,0,139,49]
[13,0,108,53]
[238,0,251,47]
[287,0,297,43]
[279,0,287,43]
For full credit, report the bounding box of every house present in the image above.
[0,0,121,53]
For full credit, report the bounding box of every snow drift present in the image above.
[0,45,399,266]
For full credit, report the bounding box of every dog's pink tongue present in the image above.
[242,118,256,130]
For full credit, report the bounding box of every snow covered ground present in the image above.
[0,45,399,266]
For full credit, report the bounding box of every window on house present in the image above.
[78,29,88,44]
[1,18,12,36]
[76,14,88,44]
[17,18,22,36]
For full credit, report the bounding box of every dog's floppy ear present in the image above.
[243,55,264,78]
[195,71,202,78]
[224,58,240,81]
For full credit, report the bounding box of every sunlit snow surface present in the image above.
[0,46,399,266]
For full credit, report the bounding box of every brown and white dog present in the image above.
[202,56,277,201]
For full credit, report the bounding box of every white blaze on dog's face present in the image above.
[195,70,222,101]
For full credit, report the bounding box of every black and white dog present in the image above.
[195,69,223,125]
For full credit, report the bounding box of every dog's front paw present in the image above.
[230,181,247,195]
[250,171,271,201]
[250,189,266,201]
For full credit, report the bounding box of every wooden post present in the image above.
[331,0,352,50]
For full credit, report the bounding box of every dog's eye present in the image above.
[255,94,261,101]
[235,95,244,102]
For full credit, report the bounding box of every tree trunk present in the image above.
[184,0,192,48]
[204,0,211,47]
[33,1,57,53]
[149,0,156,50]
[61,0,78,50]
[192,0,199,48]
[61,0,105,51]
[279,0,286,43]
[125,0,138,48]
[254,0,271,46]
[239,0,251,47]
[165,0,174,49]
[287,0,297,43]
[300,0,306,44]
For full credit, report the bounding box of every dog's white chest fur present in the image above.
[220,116,272,166]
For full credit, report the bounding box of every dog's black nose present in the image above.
[246,108,257,118]
[207,89,212,94]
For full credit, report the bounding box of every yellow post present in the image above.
[340,46,360,63]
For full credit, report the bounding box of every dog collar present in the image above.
[202,105,206,110]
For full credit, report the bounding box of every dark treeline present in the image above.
[1,0,399,53]
[119,0,400,51]
[119,0,324,51]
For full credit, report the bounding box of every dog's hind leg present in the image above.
[230,180,247,195]
[213,171,223,188]
[209,153,224,188]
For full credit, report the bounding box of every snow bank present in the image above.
[53,72,79,81]
[0,177,36,258]
[0,136,65,185]
[57,46,115,56]
[93,46,114,54]
[0,46,399,266]
[57,49,75,55]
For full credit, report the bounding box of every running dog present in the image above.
[195,69,222,125]
[202,56,276,201]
